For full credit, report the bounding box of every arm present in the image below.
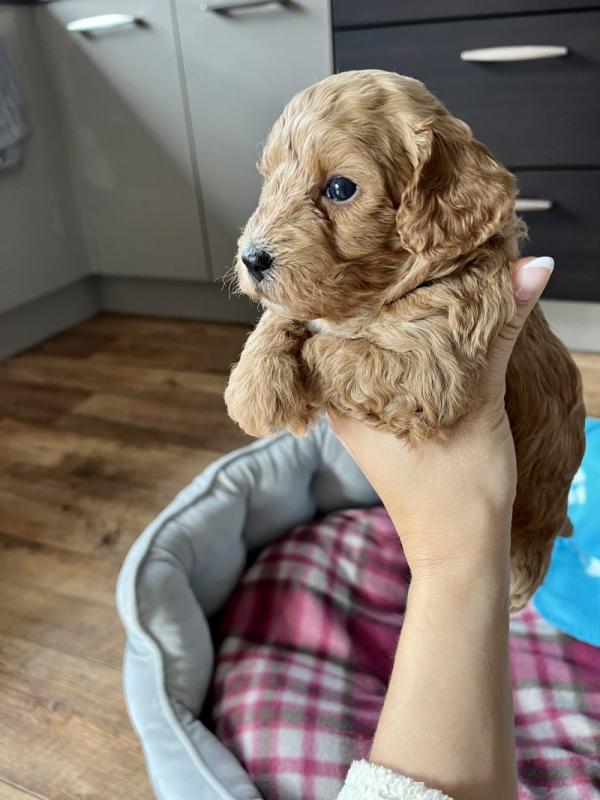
[370,534,515,800]
[332,257,554,800]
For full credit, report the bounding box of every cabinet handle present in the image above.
[67,14,146,35]
[515,198,553,213]
[201,0,287,13]
[461,45,568,62]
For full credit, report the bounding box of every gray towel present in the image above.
[0,39,31,172]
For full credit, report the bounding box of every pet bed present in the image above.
[117,419,378,800]
[117,417,600,800]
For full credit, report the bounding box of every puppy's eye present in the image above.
[324,176,357,202]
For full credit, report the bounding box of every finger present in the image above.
[513,255,554,307]
[324,410,338,434]
[497,255,553,348]
[484,256,554,395]
[326,411,361,448]
[326,411,355,445]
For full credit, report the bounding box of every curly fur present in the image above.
[224,70,586,610]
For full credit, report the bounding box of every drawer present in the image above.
[332,0,596,28]
[516,170,600,301]
[335,10,600,167]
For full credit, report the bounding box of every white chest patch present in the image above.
[306,318,328,334]
[261,299,290,316]
[263,303,359,339]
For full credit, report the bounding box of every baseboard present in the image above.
[540,299,600,352]
[97,276,259,324]
[0,276,258,361]
[97,280,598,351]
[1,275,597,363]
[0,277,100,360]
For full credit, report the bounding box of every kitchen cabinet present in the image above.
[334,0,600,301]
[0,6,88,314]
[37,0,210,280]
[336,10,600,169]
[175,0,333,277]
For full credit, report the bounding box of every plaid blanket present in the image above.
[209,507,600,800]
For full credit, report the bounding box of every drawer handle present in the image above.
[67,14,146,35]
[515,199,553,213]
[461,45,569,62]
[201,0,288,12]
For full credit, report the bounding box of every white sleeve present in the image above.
[335,760,454,800]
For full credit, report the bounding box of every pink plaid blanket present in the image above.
[209,507,600,799]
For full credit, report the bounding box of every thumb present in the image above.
[513,255,555,306]
[485,256,554,391]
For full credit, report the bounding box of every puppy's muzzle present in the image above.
[241,246,273,283]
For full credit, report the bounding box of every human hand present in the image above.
[327,256,554,580]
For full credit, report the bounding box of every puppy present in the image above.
[224,69,586,610]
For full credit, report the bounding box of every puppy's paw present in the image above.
[225,354,314,439]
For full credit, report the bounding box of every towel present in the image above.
[534,417,600,646]
[0,39,31,172]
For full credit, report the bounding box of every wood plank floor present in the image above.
[0,312,597,799]
[0,314,252,800]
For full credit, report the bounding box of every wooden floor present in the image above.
[0,314,251,800]
[0,313,597,800]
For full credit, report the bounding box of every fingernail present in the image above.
[515,257,554,302]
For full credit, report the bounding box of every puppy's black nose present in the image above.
[241,246,273,282]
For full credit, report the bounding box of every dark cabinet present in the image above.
[333,2,600,301]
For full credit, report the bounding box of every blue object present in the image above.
[534,418,600,646]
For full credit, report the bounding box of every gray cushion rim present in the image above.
[117,428,320,799]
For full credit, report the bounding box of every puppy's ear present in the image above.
[396,116,516,260]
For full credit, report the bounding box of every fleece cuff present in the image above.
[336,759,453,800]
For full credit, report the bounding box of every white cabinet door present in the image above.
[0,7,88,314]
[175,0,332,277]
[37,0,210,280]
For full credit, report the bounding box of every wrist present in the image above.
[407,548,513,631]
[389,506,513,587]
[411,548,512,599]
[388,494,514,538]
[386,499,512,552]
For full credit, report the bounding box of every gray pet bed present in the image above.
[117,419,377,800]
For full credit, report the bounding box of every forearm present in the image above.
[369,517,518,800]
